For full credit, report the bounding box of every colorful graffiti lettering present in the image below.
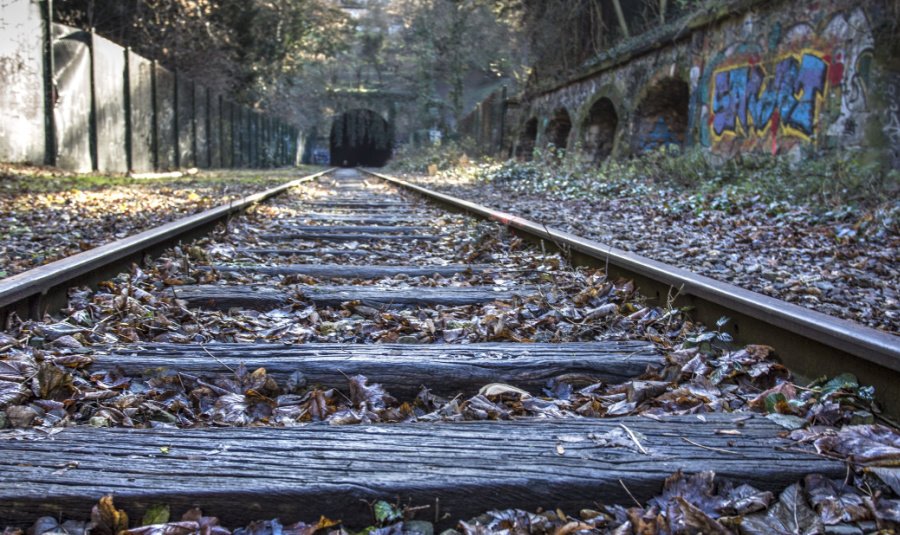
[884,77,900,166]
[643,117,680,152]
[711,52,829,141]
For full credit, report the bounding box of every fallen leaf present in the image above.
[815,425,900,465]
[739,484,823,535]
[141,504,171,526]
[478,383,532,399]
[91,494,130,535]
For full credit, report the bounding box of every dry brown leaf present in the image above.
[91,494,130,535]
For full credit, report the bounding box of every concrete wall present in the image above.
[194,83,209,168]
[485,0,899,167]
[458,87,506,157]
[92,33,128,173]
[52,24,92,172]
[0,0,46,164]
[154,64,177,170]
[128,51,154,173]
[209,93,221,169]
[0,0,300,171]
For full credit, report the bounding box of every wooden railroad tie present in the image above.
[204,263,498,279]
[91,341,663,396]
[0,415,844,528]
[166,284,542,310]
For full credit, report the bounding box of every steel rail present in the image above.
[364,169,900,415]
[0,168,335,320]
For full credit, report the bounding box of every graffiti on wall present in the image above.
[823,8,874,146]
[632,75,690,154]
[643,117,681,152]
[883,74,900,166]
[712,52,828,144]
[702,7,876,155]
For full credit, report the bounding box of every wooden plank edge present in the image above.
[200,264,503,278]
[0,415,843,529]
[91,341,664,395]
[259,233,440,242]
[169,284,542,309]
[234,248,385,257]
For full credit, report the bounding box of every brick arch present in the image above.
[581,97,619,163]
[631,77,690,154]
[545,108,572,151]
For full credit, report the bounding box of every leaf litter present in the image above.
[0,188,884,430]
[2,172,899,534]
[400,166,899,335]
[0,165,302,280]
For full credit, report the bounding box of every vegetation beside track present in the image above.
[0,165,322,279]
[390,144,900,218]
[389,148,900,334]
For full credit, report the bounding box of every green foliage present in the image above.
[54,0,352,125]
[387,139,481,174]
[373,501,402,524]
[765,393,787,414]
[458,147,899,232]
[766,372,878,427]
[820,373,860,397]
[0,167,316,195]
[141,504,171,526]
[387,0,524,125]
[682,316,732,355]
[494,0,720,88]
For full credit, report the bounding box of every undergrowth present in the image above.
[408,145,900,237]
[0,164,320,195]
[386,140,484,174]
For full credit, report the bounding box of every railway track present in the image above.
[0,167,897,531]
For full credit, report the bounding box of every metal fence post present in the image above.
[217,93,223,169]
[190,79,197,168]
[88,27,98,170]
[498,86,507,157]
[151,60,158,170]
[124,47,133,172]
[173,69,180,168]
[41,0,56,166]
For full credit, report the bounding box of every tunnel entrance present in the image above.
[515,117,539,161]
[546,108,572,151]
[582,98,618,163]
[632,78,689,154]
[330,109,393,167]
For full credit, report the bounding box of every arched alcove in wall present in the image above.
[581,97,618,163]
[631,77,690,154]
[545,108,572,151]
[329,108,393,167]
[515,117,539,161]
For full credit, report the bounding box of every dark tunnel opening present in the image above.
[582,97,618,163]
[632,77,689,154]
[330,109,394,167]
[545,108,572,151]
